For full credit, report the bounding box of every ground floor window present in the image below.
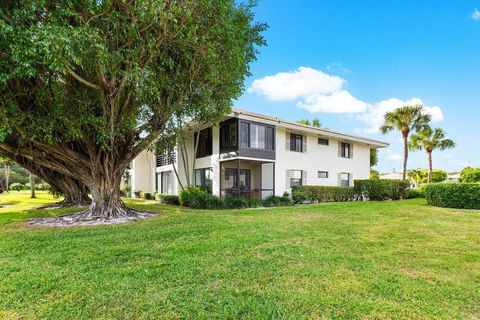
[340,173,350,187]
[290,170,303,187]
[195,168,213,194]
[157,171,174,194]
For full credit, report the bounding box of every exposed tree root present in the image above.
[29,206,155,227]
[37,200,92,210]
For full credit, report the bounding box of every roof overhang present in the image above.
[231,109,389,148]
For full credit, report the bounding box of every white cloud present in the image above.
[248,66,445,125]
[248,67,368,113]
[298,90,368,113]
[248,67,344,101]
[356,98,444,133]
[472,9,480,20]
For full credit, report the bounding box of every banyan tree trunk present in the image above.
[0,150,91,207]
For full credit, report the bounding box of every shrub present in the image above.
[424,183,480,209]
[157,194,180,206]
[134,191,142,198]
[179,187,207,207]
[354,179,409,201]
[139,192,154,200]
[179,187,293,209]
[262,195,293,207]
[406,189,424,199]
[292,185,355,203]
[35,183,50,191]
[460,167,480,183]
[9,183,26,191]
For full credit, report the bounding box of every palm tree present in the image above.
[380,105,431,180]
[409,127,455,183]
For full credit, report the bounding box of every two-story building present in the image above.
[130,109,389,198]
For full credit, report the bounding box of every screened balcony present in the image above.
[220,159,275,199]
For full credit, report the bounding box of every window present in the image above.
[340,173,350,187]
[220,120,238,151]
[239,121,274,150]
[341,143,351,158]
[318,171,328,178]
[318,138,329,146]
[290,134,303,152]
[158,171,173,194]
[290,170,303,186]
[195,127,212,158]
[195,168,213,194]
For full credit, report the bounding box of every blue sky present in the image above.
[234,0,480,173]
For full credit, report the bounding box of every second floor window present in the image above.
[220,119,238,151]
[239,121,274,150]
[290,134,303,152]
[341,143,352,158]
[195,127,212,158]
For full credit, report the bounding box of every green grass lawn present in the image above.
[1,191,480,319]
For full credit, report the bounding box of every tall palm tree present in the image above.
[380,105,431,180]
[409,127,455,183]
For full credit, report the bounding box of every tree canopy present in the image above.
[297,118,321,128]
[409,126,455,183]
[380,105,431,180]
[0,0,265,221]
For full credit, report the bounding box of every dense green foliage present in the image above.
[370,169,380,180]
[460,167,480,182]
[156,194,180,206]
[1,192,480,319]
[408,169,448,184]
[179,187,292,209]
[405,188,425,199]
[0,0,265,216]
[292,185,355,203]
[139,192,154,201]
[370,149,379,167]
[354,179,410,201]
[424,183,480,209]
[9,183,27,191]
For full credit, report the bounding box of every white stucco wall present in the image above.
[274,128,371,195]
[131,149,156,195]
[130,120,376,198]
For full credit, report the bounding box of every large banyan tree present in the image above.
[0,0,265,221]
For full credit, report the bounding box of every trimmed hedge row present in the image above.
[354,179,410,201]
[424,183,480,209]
[292,185,355,203]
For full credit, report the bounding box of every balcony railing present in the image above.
[156,151,176,167]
